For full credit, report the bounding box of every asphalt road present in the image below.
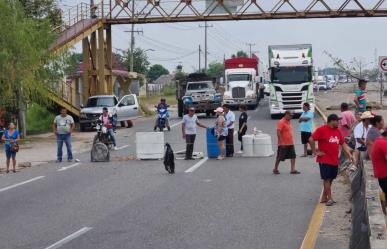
[0,101,322,249]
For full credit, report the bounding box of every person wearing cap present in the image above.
[182,107,207,160]
[154,97,170,131]
[273,111,299,175]
[214,107,228,160]
[367,115,384,158]
[99,107,118,150]
[353,111,374,164]
[309,114,353,206]
[371,127,387,214]
[299,102,313,157]
[222,104,235,157]
[354,80,367,113]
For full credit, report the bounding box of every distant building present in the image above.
[153,74,174,86]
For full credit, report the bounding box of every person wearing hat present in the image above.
[371,127,387,214]
[309,114,353,206]
[353,111,374,165]
[367,115,384,158]
[214,107,228,160]
[354,80,367,113]
[273,110,299,175]
[182,107,207,160]
[222,104,235,157]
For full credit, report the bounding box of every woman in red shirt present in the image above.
[371,128,387,197]
[309,114,353,206]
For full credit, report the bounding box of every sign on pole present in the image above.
[378,56,387,73]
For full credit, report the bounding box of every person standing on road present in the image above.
[338,102,356,139]
[2,122,20,173]
[273,111,300,175]
[99,107,118,150]
[371,128,387,214]
[182,107,207,160]
[309,114,353,206]
[299,103,313,157]
[53,108,74,162]
[353,111,374,165]
[237,105,248,153]
[367,115,384,158]
[222,104,235,157]
[214,107,227,160]
[354,80,367,113]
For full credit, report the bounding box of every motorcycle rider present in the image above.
[154,97,171,131]
[99,107,118,150]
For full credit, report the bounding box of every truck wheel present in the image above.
[271,114,280,119]
[80,124,86,132]
[127,120,133,128]
[206,111,211,117]
[120,121,126,128]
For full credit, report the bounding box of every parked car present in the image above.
[317,81,328,91]
[79,95,139,131]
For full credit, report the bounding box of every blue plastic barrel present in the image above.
[207,128,220,158]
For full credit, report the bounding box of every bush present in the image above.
[162,85,176,96]
[26,104,55,134]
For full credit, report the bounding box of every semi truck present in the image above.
[268,44,315,118]
[222,57,260,109]
[176,73,222,117]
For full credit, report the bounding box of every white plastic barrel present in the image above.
[136,132,165,159]
[242,135,254,157]
[253,132,274,157]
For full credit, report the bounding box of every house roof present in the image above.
[154,74,174,85]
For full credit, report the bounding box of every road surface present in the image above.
[0,101,322,249]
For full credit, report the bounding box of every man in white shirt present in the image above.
[223,104,236,157]
[353,111,374,164]
[182,107,207,160]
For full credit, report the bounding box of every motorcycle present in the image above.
[91,120,113,162]
[155,105,169,131]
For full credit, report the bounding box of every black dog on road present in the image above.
[164,143,175,174]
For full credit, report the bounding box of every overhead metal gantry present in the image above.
[52,0,387,102]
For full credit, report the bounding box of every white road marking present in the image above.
[185,157,208,173]
[115,145,129,150]
[170,120,183,128]
[44,227,93,249]
[0,176,45,193]
[234,130,237,136]
[57,163,80,172]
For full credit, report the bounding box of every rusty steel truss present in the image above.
[101,0,387,24]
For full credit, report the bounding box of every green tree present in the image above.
[0,0,55,137]
[232,50,249,58]
[118,47,150,75]
[207,62,224,79]
[148,64,169,81]
[19,0,62,27]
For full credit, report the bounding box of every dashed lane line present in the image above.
[115,145,129,150]
[44,227,93,249]
[0,176,45,193]
[57,163,80,172]
[170,120,183,128]
[185,157,209,173]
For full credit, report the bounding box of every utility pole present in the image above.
[124,28,143,72]
[198,45,202,72]
[199,21,213,72]
[246,43,255,57]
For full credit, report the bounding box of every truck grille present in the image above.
[232,87,246,98]
[281,92,303,109]
[86,113,100,119]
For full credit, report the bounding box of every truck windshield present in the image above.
[86,97,116,107]
[187,82,213,90]
[228,74,251,82]
[271,66,312,84]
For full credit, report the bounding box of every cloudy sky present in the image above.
[58,0,387,73]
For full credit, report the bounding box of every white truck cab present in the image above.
[268,44,315,118]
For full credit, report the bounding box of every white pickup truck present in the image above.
[79,94,139,131]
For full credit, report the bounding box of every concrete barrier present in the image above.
[349,157,387,249]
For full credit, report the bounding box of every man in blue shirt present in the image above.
[299,102,313,157]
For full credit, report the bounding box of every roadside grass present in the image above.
[26,103,55,135]
[139,85,177,116]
